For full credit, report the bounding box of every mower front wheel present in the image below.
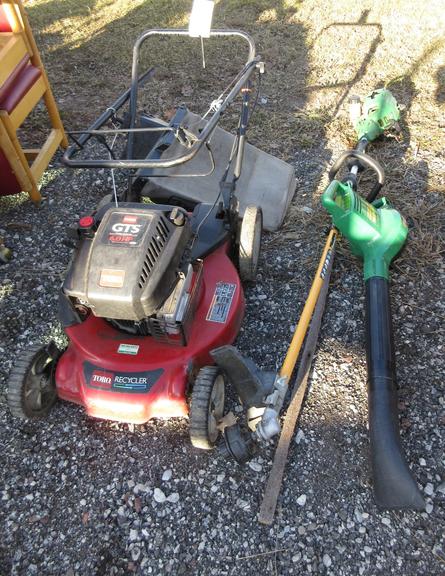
[239,205,262,283]
[190,366,226,450]
[7,343,60,419]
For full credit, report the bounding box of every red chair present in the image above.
[0,1,67,203]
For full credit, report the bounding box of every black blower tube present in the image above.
[365,277,425,510]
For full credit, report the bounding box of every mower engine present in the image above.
[63,205,198,345]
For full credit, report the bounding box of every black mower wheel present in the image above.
[190,366,226,450]
[7,343,59,419]
[239,205,262,283]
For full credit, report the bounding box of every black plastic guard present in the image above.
[366,277,425,510]
[219,424,257,464]
[58,290,81,328]
[210,345,276,408]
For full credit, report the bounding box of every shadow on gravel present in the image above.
[3,3,444,576]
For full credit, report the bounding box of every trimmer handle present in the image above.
[321,180,348,229]
[329,150,385,202]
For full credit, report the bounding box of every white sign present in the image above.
[189,0,214,38]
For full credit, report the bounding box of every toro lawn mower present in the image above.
[7,27,296,452]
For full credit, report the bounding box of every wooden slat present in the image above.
[30,128,62,181]
[0,116,39,201]
[8,75,45,129]
[14,0,68,148]
[258,237,336,526]
[23,148,40,162]
[0,112,40,202]
[0,32,27,86]
[2,3,22,33]
[0,32,12,49]
[42,89,68,148]
[0,0,67,206]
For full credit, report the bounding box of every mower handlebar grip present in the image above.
[329,150,385,202]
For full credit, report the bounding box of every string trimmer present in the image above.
[212,89,424,519]
[258,89,416,523]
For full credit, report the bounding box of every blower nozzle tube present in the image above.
[366,277,425,510]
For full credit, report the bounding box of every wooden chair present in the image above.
[0,0,67,203]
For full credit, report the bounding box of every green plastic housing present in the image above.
[322,180,408,280]
[355,88,400,142]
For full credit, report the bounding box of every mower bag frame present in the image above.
[63,29,260,170]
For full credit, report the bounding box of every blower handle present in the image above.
[321,180,352,225]
[366,277,425,510]
[329,150,385,202]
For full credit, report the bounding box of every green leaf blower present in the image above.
[322,89,425,510]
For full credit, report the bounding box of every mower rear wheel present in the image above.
[190,366,226,450]
[239,205,262,283]
[7,343,59,419]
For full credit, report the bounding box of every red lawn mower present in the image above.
[7,29,295,452]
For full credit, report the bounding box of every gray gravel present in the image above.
[0,144,444,576]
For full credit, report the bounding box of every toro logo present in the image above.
[90,370,114,389]
[84,362,164,394]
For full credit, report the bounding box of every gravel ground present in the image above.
[1,2,445,571]
[0,137,444,576]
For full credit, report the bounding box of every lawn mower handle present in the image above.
[127,28,256,161]
[63,29,260,170]
[329,150,385,202]
[63,66,156,154]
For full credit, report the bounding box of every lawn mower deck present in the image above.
[57,238,244,425]
[55,208,244,424]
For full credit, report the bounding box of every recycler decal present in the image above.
[84,362,163,393]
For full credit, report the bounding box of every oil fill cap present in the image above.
[169,207,185,226]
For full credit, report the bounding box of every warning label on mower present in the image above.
[206,282,236,323]
[118,343,140,355]
[84,362,163,393]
